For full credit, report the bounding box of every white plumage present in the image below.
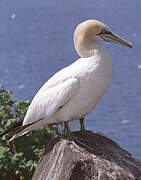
[9,20,132,141]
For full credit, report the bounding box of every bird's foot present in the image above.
[64,122,93,152]
[74,135,89,142]
[66,133,85,152]
[67,133,93,152]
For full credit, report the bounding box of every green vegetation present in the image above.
[0,86,59,180]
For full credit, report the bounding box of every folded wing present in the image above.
[23,77,80,126]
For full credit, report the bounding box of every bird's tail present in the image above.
[0,118,24,138]
[8,130,29,142]
[0,117,30,142]
[0,118,44,142]
[9,118,45,142]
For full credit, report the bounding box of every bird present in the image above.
[0,19,132,143]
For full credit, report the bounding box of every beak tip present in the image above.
[129,44,133,48]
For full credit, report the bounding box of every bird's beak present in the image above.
[99,31,133,48]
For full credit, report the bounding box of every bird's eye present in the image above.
[100,29,107,34]
[97,28,112,35]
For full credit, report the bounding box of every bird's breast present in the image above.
[55,54,112,122]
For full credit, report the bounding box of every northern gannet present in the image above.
[0,20,132,142]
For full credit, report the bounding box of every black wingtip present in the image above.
[0,131,7,138]
[0,118,24,138]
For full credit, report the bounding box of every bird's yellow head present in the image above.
[74,20,132,57]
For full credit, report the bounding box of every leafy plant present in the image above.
[0,85,59,180]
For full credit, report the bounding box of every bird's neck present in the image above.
[76,43,108,58]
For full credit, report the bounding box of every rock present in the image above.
[32,131,141,180]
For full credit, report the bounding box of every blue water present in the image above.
[0,0,141,159]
